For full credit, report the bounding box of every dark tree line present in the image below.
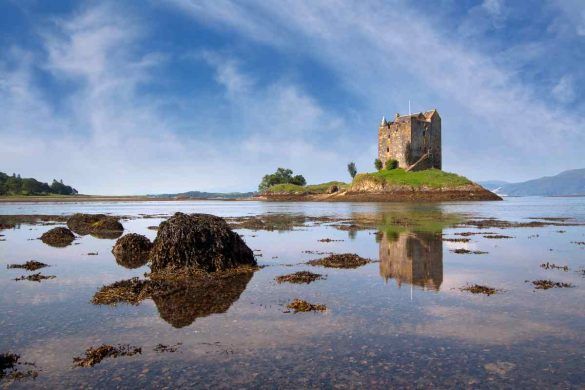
[0,172,78,196]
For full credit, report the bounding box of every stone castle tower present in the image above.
[378,109,441,171]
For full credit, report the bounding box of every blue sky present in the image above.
[0,0,583,194]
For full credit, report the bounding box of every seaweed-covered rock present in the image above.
[112,234,152,269]
[149,213,256,272]
[40,227,75,247]
[307,253,372,269]
[67,213,107,234]
[67,213,123,238]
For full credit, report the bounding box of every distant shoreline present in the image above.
[0,195,249,203]
[1,194,582,203]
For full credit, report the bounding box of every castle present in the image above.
[378,109,441,171]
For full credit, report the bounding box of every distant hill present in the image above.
[477,180,509,191]
[149,191,255,199]
[479,169,585,196]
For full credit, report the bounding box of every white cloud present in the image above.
[0,3,219,194]
[200,52,349,179]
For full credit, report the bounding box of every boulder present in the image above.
[67,213,123,239]
[112,234,152,269]
[41,227,75,247]
[149,212,256,272]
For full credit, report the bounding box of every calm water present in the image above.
[0,198,584,388]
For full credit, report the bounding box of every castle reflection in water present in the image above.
[378,230,443,291]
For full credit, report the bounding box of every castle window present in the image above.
[386,147,389,153]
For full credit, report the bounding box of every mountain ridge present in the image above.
[479,169,585,196]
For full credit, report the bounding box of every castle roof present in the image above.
[392,109,438,123]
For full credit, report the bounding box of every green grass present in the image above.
[265,181,349,194]
[352,168,472,188]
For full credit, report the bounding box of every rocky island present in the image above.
[257,168,500,202]
[257,109,501,202]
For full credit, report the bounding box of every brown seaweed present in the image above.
[275,271,325,284]
[307,253,372,269]
[286,299,327,313]
[73,344,141,368]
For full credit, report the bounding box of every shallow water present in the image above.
[0,198,584,388]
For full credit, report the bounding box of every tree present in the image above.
[374,159,383,171]
[258,168,306,192]
[0,171,77,195]
[50,179,78,195]
[291,175,306,186]
[385,159,398,170]
[347,162,357,178]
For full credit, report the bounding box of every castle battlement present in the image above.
[378,109,441,171]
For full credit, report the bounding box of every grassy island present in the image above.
[264,169,472,194]
[352,168,472,189]
[259,166,500,201]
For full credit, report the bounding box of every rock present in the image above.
[327,184,339,194]
[67,213,107,234]
[149,213,256,272]
[67,213,123,239]
[112,234,152,269]
[40,227,75,247]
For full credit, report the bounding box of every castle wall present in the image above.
[378,119,411,168]
[430,116,441,169]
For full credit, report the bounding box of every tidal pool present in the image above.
[0,198,583,388]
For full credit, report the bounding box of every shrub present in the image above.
[385,159,398,170]
[374,159,383,171]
